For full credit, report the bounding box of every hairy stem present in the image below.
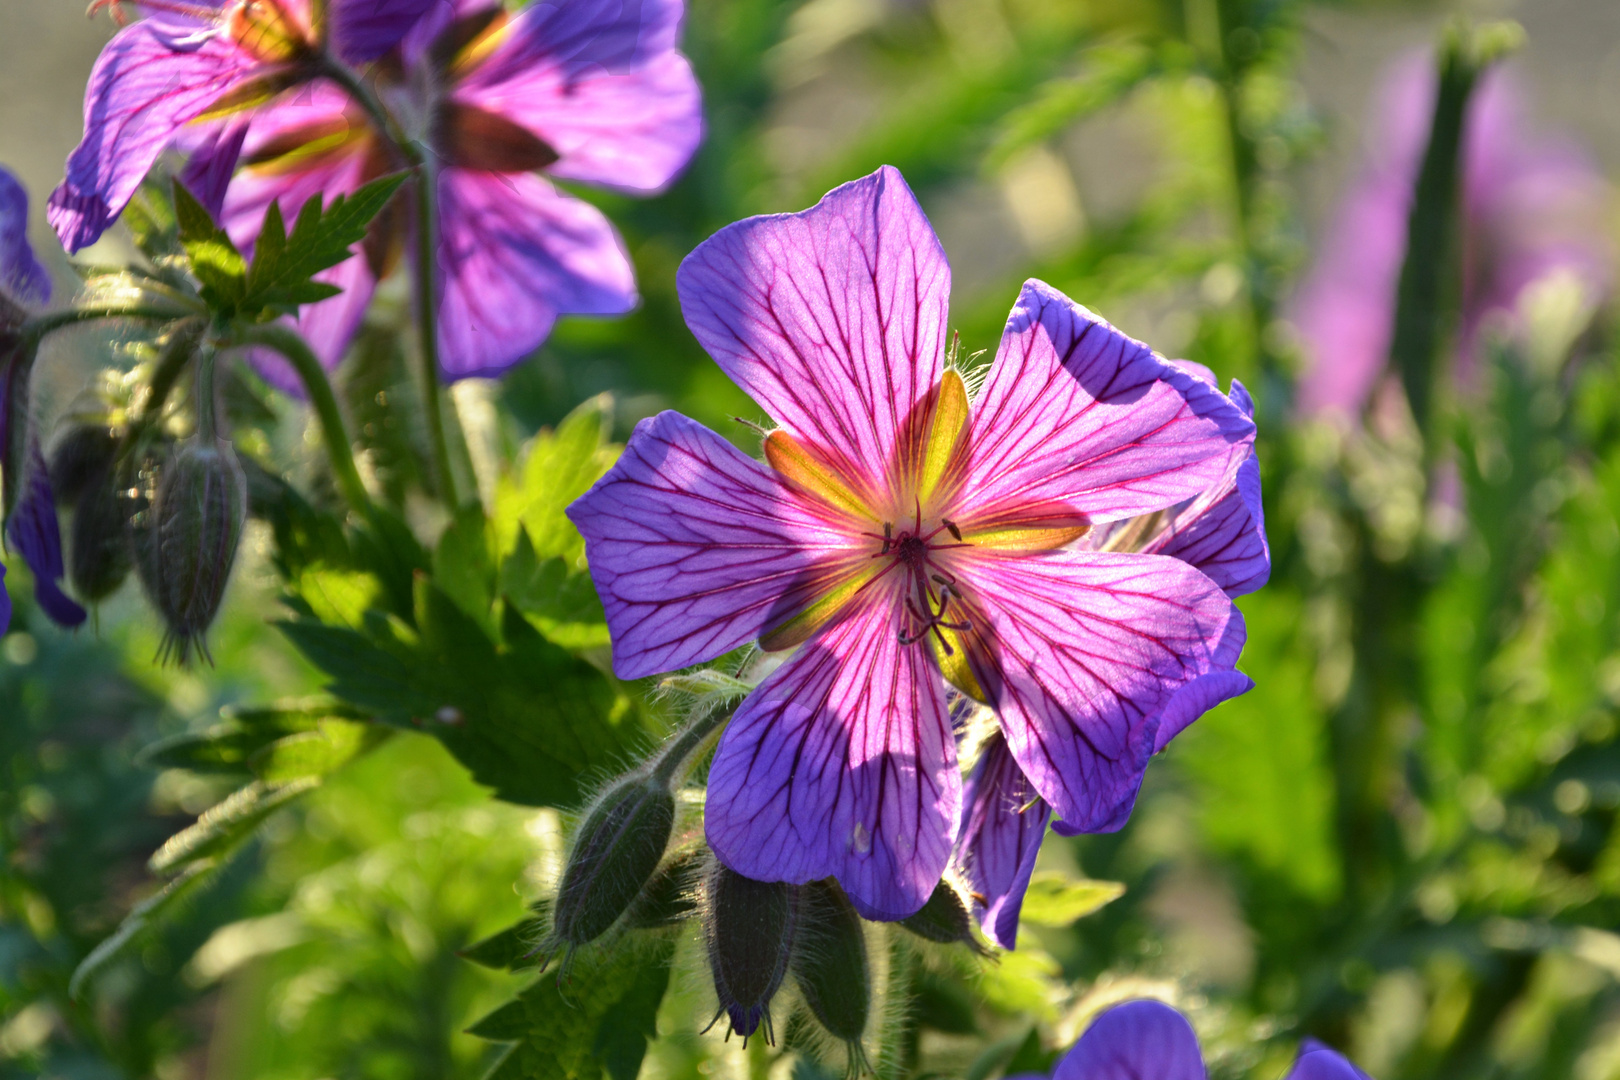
[651,702,737,787]
[411,150,461,508]
[17,304,193,353]
[232,322,373,519]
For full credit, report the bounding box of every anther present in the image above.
[942,518,962,541]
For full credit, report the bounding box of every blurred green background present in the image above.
[6,0,1620,1078]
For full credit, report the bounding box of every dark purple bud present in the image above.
[626,844,704,931]
[547,773,676,953]
[138,436,247,664]
[0,334,35,524]
[6,440,87,628]
[899,879,988,955]
[702,859,800,1046]
[68,466,134,602]
[48,424,120,506]
[791,879,871,1071]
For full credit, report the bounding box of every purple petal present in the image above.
[7,442,86,628]
[1143,381,1269,599]
[329,0,444,63]
[957,550,1245,833]
[677,166,950,501]
[955,733,1049,949]
[433,168,635,379]
[960,281,1253,532]
[1052,1000,1206,1080]
[455,38,701,194]
[567,410,859,680]
[179,117,249,220]
[50,20,259,252]
[1287,1040,1374,1080]
[0,169,50,310]
[461,0,686,85]
[705,599,960,920]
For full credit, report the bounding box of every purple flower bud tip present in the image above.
[702,860,800,1047]
[547,772,676,955]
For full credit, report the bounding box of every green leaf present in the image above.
[436,500,496,635]
[124,177,184,262]
[241,171,408,317]
[983,42,1158,170]
[467,935,675,1080]
[460,901,550,971]
[495,394,617,564]
[173,179,247,309]
[248,719,385,782]
[1016,872,1125,927]
[69,862,217,999]
[501,529,609,649]
[148,778,321,874]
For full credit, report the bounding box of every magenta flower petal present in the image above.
[676,166,950,490]
[567,410,856,680]
[1143,381,1269,599]
[956,733,1049,949]
[963,281,1254,530]
[433,169,636,379]
[705,599,960,920]
[958,551,1245,833]
[1288,1041,1374,1080]
[0,169,50,309]
[1052,1000,1207,1080]
[454,4,701,194]
[328,0,443,62]
[49,19,259,252]
[179,117,250,220]
[7,442,86,629]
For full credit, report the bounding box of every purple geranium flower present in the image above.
[219,0,702,382]
[1009,999,1374,1080]
[1292,56,1612,417]
[50,0,438,253]
[567,166,1255,920]
[0,168,87,632]
[955,363,1268,948]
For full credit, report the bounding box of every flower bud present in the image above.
[69,467,134,601]
[899,879,988,955]
[791,879,871,1071]
[625,843,704,930]
[138,436,247,664]
[548,773,676,953]
[702,860,799,1045]
[48,424,119,506]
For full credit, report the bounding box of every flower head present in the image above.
[568,166,1256,920]
[0,168,86,632]
[220,0,702,383]
[1293,56,1612,417]
[1009,999,1373,1080]
[49,0,438,252]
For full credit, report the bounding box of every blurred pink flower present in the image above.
[1292,55,1612,417]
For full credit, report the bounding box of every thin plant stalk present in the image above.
[411,150,461,509]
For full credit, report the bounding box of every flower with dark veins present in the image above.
[49,0,439,252]
[218,0,703,382]
[567,166,1256,921]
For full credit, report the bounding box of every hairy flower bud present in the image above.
[899,879,988,955]
[69,466,134,602]
[548,773,676,953]
[48,424,119,506]
[626,844,704,930]
[791,879,871,1073]
[138,436,247,664]
[702,860,799,1045]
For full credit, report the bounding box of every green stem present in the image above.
[317,55,418,166]
[194,341,221,442]
[17,304,191,352]
[411,150,461,509]
[232,322,374,519]
[650,703,736,787]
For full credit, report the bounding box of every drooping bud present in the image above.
[625,844,704,930]
[546,772,676,954]
[791,879,871,1073]
[138,435,247,664]
[48,424,119,506]
[68,465,135,602]
[702,859,800,1045]
[898,879,988,955]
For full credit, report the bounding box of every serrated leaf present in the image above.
[241,171,408,316]
[436,501,496,635]
[148,778,320,874]
[248,719,383,782]
[173,179,246,308]
[460,901,550,971]
[501,528,608,649]
[125,177,183,262]
[292,565,382,629]
[494,395,617,565]
[467,936,674,1079]
[1016,872,1125,927]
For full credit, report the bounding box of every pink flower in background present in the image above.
[1292,56,1612,417]
[569,166,1254,920]
[222,0,703,384]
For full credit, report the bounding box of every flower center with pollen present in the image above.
[869,513,972,652]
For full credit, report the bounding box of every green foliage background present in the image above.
[5,0,1620,1078]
